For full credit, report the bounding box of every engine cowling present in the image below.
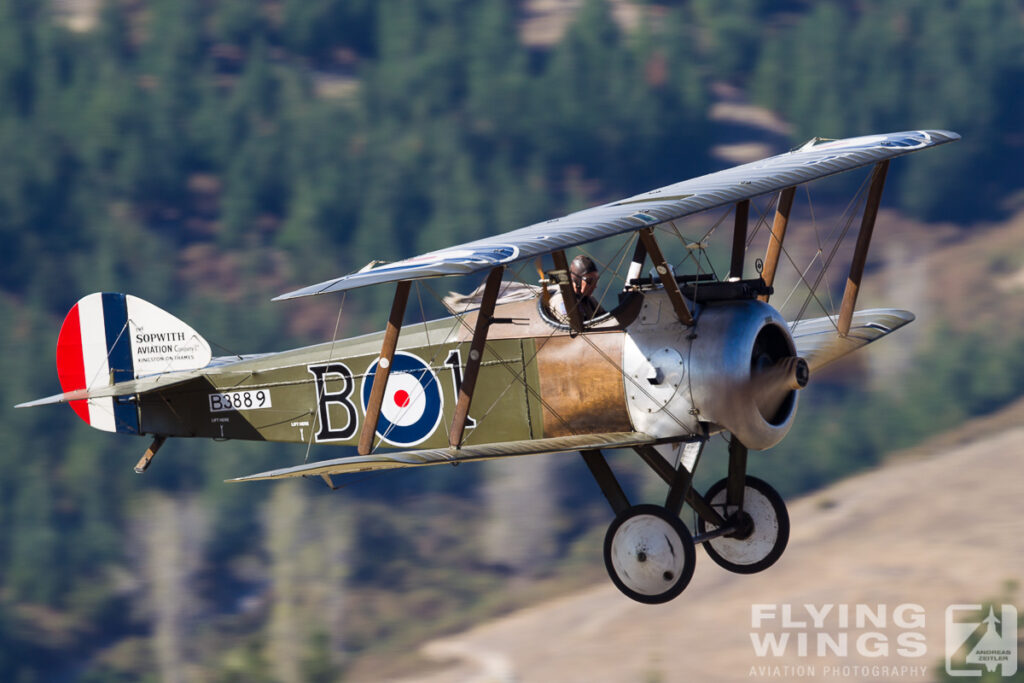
[688,300,805,450]
[622,296,805,450]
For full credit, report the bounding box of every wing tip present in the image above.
[272,280,343,302]
[272,287,317,302]
[225,470,288,483]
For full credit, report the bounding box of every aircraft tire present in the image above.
[603,504,696,604]
[698,476,789,574]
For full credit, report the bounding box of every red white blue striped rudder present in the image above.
[56,293,212,433]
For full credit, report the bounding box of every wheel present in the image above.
[603,504,696,604]
[697,476,789,574]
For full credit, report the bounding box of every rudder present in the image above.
[56,293,211,433]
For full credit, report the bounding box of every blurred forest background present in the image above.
[1,0,1023,680]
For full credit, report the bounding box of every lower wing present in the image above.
[790,308,914,372]
[227,432,656,482]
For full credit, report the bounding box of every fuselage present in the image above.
[135,287,801,452]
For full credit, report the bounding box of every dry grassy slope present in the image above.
[385,399,1024,683]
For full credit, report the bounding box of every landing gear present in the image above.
[583,435,790,604]
[604,505,696,604]
[697,476,789,574]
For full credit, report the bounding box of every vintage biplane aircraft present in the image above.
[18,130,959,603]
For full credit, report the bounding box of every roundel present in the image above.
[361,352,443,447]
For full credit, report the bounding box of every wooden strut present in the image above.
[581,449,630,515]
[664,439,706,517]
[358,280,411,455]
[730,199,750,280]
[551,250,584,333]
[637,227,694,326]
[664,459,695,517]
[758,186,797,302]
[449,266,504,448]
[624,236,648,285]
[726,435,748,509]
[632,444,726,526]
[134,434,167,473]
[838,160,889,336]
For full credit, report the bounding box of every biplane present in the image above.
[17,129,959,603]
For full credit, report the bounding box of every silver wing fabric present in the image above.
[275,130,959,300]
[790,308,915,372]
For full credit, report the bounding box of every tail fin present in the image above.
[56,293,211,433]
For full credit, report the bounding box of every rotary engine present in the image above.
[623,297,808,450]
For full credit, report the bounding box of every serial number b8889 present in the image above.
[209,390,271,413]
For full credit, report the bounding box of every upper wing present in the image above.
[275,130,959,300]
[227,432,656,482]
[790,308,915,372]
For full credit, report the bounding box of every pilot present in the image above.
[552,254,604,323]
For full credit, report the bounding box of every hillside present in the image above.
[386,401,1024,683]
[2,2,1023,679]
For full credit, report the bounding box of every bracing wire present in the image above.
[304,291,348,463]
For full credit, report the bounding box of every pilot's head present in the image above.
[570,255,599,298]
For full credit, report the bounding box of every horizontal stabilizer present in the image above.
[15,368,207,408]
[789,308,915,372]
[227,432,657,482]
[16,352,269,409]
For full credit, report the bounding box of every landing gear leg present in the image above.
[697,475,789,574]
[586,434,790,599]
[664,438,706,516]
[727,434,748,509]
[697,436,789,574]
[580,449,630,515]
[582,442,703,604]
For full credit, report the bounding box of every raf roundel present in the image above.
[361,352,443,447]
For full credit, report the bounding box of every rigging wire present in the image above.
[303,291,348,464]
[786,173,872,327]
[371,280,467,451]
[803,183,837,316]
[300,169,884,474]
[745,193,780,251]
[421,278,580,440]
[579,231,641,319]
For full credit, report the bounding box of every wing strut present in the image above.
[449,266,504,447]
[838,160,889,336]
[551,250,584,333]
[358,280,411,455]
[726,434,748,508]
[757,187,797,302]
[729,199,750,279]
[624,236,648,284]
[638,228,694,326]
